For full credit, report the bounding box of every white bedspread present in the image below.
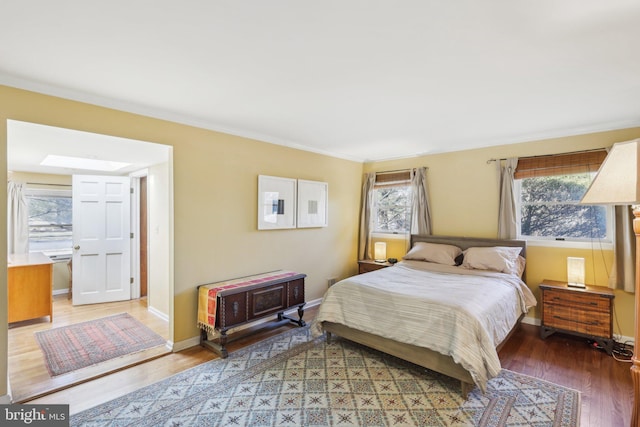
[311,261,537,392]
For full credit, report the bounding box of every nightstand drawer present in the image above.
[543,304,612,337]
[543,289,611,312]
[358,260,392,274]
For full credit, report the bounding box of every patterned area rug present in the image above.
[35,313,166,376]
[71,326,580,426]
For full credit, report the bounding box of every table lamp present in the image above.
[374,242,387,263]
[567,257,585,288]
[579,138,640,427]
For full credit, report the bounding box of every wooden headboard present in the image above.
[409,234,527,280]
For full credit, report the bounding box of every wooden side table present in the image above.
[358,259,393,274]
[539,279,614,355]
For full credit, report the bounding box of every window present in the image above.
[372,171,412,234]
[514,150,612,243]
[516,174,611,241]
[26,188,73,259]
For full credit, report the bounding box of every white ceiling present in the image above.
[2,1,640,163]
[7,120,170,176]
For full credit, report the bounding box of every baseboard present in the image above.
[148,306,169,323]
[173,298,323,352]
[614,334,635,346]
[173,336,200,352]
[522,316,540,326]
[1,378,12,404]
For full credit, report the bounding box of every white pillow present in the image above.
[402,242,463,266]
[461,246,523,275]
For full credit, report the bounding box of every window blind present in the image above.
[374,170,411,188]
[514,149,607,179]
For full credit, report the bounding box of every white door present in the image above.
[72,175,131,305]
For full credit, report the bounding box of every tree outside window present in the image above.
[373,185,412,234]
[517,173,609,241]
[26,190,73,256]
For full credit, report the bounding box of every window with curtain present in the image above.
[514,150,613,243]
[372,171,412,234]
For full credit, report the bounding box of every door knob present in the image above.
[74,245,80,250]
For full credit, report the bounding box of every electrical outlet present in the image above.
[327,278,337,287]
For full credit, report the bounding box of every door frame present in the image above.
[129,169,148,300]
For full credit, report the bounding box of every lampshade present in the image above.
[567,257,585,288]
[374,242,387,262]
[580,139,640,205]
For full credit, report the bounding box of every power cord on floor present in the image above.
[611,340,634,363]
[586,339,633,362]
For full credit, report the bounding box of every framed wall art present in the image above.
[297,179,328,228]
[257,175,297,230]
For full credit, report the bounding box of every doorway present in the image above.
[140,176,148,298]
[7,119,174,401]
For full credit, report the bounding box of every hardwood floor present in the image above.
[499,323,633,427]
[23,306,633,427]
[8,294,170,403]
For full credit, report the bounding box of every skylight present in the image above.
[40,155,130,172]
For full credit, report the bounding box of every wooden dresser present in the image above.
[197,271,306,358]
[8,252,54,323]
[539,279,614,354]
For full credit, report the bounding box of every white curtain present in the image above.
[358,173,376,260]
[8,181,29,254]
[410,167,432,235]
[609,205,636,292]
[497,157,518,239]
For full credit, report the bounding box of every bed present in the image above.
[311,235,537,397]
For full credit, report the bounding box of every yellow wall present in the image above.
[0,85,363,399]
[365,127,640,338]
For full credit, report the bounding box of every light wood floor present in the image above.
[8,294,170,403]
[22,305,633,427]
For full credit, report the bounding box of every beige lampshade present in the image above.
[374,242,387,262]
[580,139,640,205]
[567,257,585,288]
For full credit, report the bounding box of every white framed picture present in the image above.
[297,179,328,228]
[257,175,297,230]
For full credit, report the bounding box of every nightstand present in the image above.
[358,260,393,274]
[539,279,614,355]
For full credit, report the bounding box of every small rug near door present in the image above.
[71,326,580,426]
[35,313,166,377]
